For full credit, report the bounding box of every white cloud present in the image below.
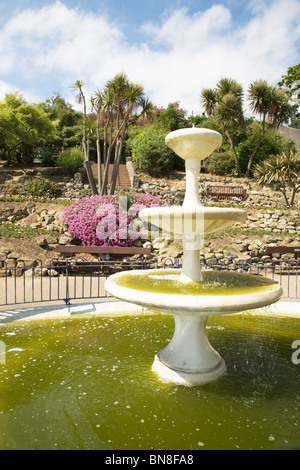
[0,0,299,114]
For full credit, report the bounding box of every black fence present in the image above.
[0,256,299,307]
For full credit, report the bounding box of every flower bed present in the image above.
[62,193,168,247]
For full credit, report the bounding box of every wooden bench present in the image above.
[265,246,300,260]
[206,185,247,201]
[55,245,151,261]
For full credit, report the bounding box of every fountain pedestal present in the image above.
[152,314,225,386]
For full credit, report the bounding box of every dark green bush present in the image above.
[206,151,236,175]
[56,147,84,177]
[21,178,62,198]
[131,127,175,176]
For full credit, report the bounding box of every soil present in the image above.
[0,200,64,263]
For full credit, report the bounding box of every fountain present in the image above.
[105,127,283,386]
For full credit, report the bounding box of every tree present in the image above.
[254,150,300,207]
[246,81,293,176]
[0,93,56,164]
[71,80,97,194]
[90,91,103,193]
[200,78,293,178]
[278,63,300,127]
[200,89,217,117]
[158,102,187,131]
[201,78,244,177]
[92,73,153,195]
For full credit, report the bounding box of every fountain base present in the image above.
[152,354,226,386]
[151,314,226,386]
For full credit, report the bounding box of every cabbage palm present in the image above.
[200,88,217,116]
[246,81,293,177]
[254,150,300,207]
[215,79,244,177]
[93,73,153,195]
[71,80,97,194]
[201,78,244,177]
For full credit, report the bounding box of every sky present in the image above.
[0,0,299,115]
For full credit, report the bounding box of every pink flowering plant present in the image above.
[62,192,169,247]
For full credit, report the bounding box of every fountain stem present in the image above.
[180,158,204,283]
[183,158,201,206]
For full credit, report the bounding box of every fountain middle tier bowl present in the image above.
[105,269,283,316]
[139,206,247,235]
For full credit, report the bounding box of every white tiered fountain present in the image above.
[105,128,282,386]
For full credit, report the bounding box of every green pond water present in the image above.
[0,312,299,450]
[115,269,280,296]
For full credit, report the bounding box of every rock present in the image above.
[153,238,166,250]
[25,201,36,214]
[37,238,48,247]
[34,267,49,277]
[47,268,59,277]
[58,236,71,245]
[143,241,152,249]
[7,252,22,260]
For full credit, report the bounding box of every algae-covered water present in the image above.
[115,270,280,296]
[0,312,299,450]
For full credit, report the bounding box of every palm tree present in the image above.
[216,78,243,101]
[246,81,293,177]
[200,88,217,116]
[71,80,97,194]
[254,150,300,207]
[201,78,244,177]
[90,91,103,193]
[93,73,153,195]
[215,92,244,177]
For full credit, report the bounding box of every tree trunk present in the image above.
[110,123,128,195]
[245,117,266,178]
[96,115,102,194]
[225,129,242,177]
[246,133,264,177]
[84,160,98,195]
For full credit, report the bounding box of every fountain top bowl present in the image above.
[165,128,222,161]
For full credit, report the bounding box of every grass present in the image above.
[206,225,298,239]
[0,222,56,238]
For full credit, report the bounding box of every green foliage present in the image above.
[21,178,62,198]
[0,222,56,238]
[56,147,85,177]
[237,124,284,174]
[132,127,175,176]
[254,150,300,207]
[206,150,236,176]
[0,93,56,164]
[159,102,187,131]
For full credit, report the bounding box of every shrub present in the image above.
[131,127,175,176]
[206,151,236,175]
[56,147,84,177]
[22,178,62,198]
[62,192,169,247]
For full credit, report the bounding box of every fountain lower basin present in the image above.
[105,269,283,385]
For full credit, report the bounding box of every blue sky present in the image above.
[0,0,299,114]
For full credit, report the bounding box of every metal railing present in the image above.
[0,256,298,307]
